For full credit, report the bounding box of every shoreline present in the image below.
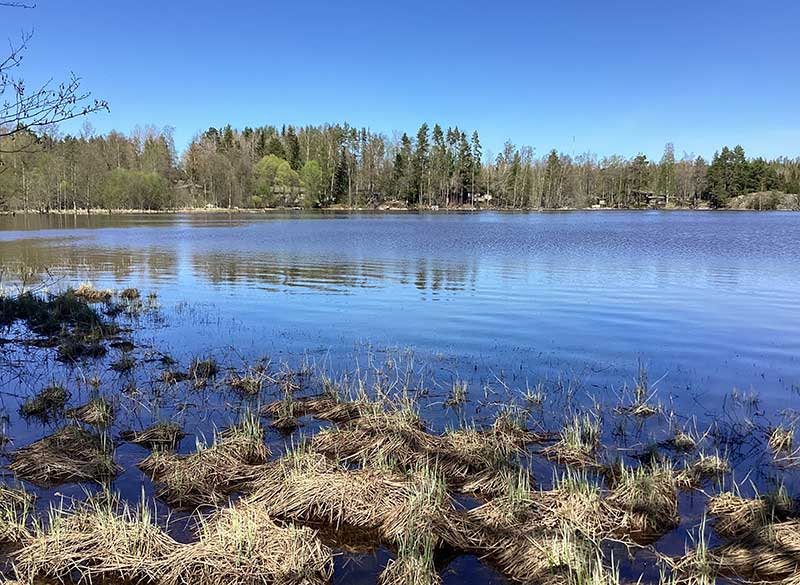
[3,205,784,217]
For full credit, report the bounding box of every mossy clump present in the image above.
[9,425,119,486]
[0,290,107,338]
[19,384,69,419]
[111,353,136,373]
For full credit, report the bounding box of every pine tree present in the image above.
[471,131,482,197]
[266,135,285,159]
[412,123,429,205]
[285,126,302,171]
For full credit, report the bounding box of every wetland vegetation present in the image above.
[0,285,798,585]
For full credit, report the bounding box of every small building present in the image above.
[630,190,666,208]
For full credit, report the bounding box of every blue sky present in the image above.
[5,0,799,160]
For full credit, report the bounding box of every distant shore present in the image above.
[0,204,761,216]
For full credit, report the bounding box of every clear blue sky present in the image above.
[5,0,799,161]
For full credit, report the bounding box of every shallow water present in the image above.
[1,210,799,583]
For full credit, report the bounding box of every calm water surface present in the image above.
[1,210,798,408]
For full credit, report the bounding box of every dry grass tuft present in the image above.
[74,283,113,303]
[708,489,796,539]
[247,450,469,552]
[162,369,190,384]
[668,430,698,453]
[676,519,800,583]
[19,384,69,419]
[676,453,730,489]
[120,287,141,300]
[13,496,176,584]
[229,365,268,396]
[769,426,795,456]
[540,413,601,467]
[379,538,440,585]
[189,357,220,387]
[0,485,33,544]
[140,414,270,507]
[605,462,679,542]
[261,394,381,424]
[9,425,119,486]
[121,421,185,451]
[67,396,114,427]
[163,502,333,585]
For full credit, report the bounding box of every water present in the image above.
[2,211,798,409]
[1,210,799,583]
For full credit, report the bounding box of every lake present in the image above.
[1,210,799,584]
[1,210,798,410]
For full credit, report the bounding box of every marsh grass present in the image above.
[768,425,795,456]
[540,412,602,467]
[67,396,114,427]
[9,425,119,486]
[19,383,69,419]
[140,412,269,507]
[120,421,185,451]
[13,493,176,584]
[0,485,33,544]
[74,283,113,303]
[163,502,333,585]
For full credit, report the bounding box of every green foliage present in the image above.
[300,160,325,207]
[253,155,300,206]
[1,121,798,212]
[101,169,172,210]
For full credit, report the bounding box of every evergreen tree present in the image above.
[471,131,482,195]
[412,123,430,204]
[285,126,302,171]
[266,135,285,159]
[332,147,349,202]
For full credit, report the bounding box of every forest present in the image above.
[1,122,798,212]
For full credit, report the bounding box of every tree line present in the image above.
[1,121,799,211]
